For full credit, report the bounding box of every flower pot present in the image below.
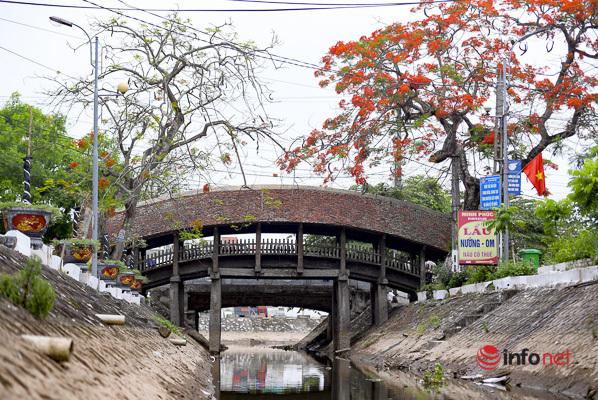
[117,271,136,287]
[1,206,53,249]
[99,264,120,281]
[130,279,143,292]
[64,244,96,263]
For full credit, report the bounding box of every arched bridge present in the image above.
[108,186,450,353]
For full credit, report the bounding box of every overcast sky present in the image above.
[0,0,582,201]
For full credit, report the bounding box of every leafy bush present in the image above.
[419,282,445,292]
[492,261,536,279]
[431,261,453,288]
[0,258,55,318]
[465,265,495,284]
[546,229,598,264]
[60,238,100,249]
[447,271,468,288]
[422,363,445,391]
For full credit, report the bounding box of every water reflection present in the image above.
[218,349,329,396]
[215,348,400,400]
[213,348,561,400]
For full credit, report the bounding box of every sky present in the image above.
[0,0,585,202]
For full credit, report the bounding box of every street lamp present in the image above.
[51,17,129,279]
[50,16,101,278]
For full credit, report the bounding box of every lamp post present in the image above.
[497,28,549,263]
[50,16,100,277]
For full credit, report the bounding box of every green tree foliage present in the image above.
[535,199,573,236]
[507,198,550,254]
[356,175,451,213]
[0,94,125,240]
[0,94,78,205]
[0,258,55,318]
[0,94,90,239]
[568,146,598,222]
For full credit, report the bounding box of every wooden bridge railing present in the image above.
[135,238,420,276]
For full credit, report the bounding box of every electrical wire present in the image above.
[0,0,457,12]
[0,16,81,39]
[83,0,321,71]
[0,45,79,80]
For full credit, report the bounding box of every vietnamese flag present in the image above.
[523,153,547,196]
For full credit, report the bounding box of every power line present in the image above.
[77,0,321,71]
[0,16,81,39]
[0,45,79,80]
[0,0,456,12]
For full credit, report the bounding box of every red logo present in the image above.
[477,345,500,370]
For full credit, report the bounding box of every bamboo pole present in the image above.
[21,335,73,362]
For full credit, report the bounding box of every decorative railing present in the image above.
[136,239,420,276]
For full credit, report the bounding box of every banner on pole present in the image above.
[507,160,521,195]
[480,175,501,210]
[458,210,498,265]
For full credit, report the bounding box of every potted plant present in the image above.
[58,239,100,264]
[130,273,147,292]
[116,267,138,287]
[0,202,60,249]
[98,259,125,282]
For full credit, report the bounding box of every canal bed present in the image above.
[212,346,569,400]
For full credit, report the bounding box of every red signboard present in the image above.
[458,210,498,265]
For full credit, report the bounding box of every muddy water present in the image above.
[212,347,434,400]
[211,347,566,400]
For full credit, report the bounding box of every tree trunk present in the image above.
[111,194,140,260]
[457,148,480,210]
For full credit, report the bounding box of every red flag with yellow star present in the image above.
[523,153,547,196]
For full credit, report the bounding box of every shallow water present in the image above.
[212,347,564,400]
[213,347,422,400]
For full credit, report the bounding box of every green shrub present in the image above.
[546,229,598,264]
[431,261,453,287]
[420,282,445,292]
[422,363,445,391]
[465,265,495,284]
[428,314,441,329]
[447,271,468,288]
[492,261,536,279]
[0,258,55,318]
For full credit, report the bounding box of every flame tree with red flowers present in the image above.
[278,0,597,210]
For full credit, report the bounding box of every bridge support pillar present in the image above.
[371,282,388,326]
[169,275,184,326]
[209,275,222,353]
[333,277,350,354]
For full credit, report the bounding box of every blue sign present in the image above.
[507,159,521,195]
[480,175,501,210]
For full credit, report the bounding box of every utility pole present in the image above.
[494,68,504,176]
[494,64,509,263]
[23,106,33,204]
[91,36,100,278]
[500,62,510,263]
[450,154,460,271]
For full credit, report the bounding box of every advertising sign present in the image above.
[458,210,498,265]
[507,160,521,195]
[480,175,501,210]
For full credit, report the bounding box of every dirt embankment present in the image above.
[0,246,214,400]
[353,284,598,399]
